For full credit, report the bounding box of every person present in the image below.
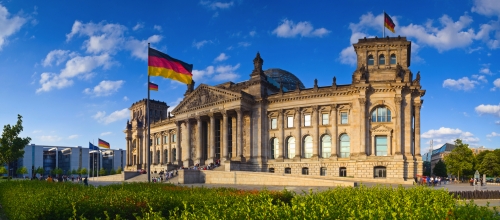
[47,176,53,183]
[83,177,88,186]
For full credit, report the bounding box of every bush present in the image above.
[110,169,116,175]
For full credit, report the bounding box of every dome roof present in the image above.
[264,68,305,91]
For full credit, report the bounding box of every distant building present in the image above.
[1,144,125,178]
[469,146,492,155]
[426,143,456,173]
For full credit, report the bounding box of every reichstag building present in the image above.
[124,36,425,181]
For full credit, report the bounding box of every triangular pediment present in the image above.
[370,124,393,133]
[172,84,243,114]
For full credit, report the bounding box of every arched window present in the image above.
[371,106,392,122]
[390,54,396,64]
[270,138,279,159]
[302,167,309,175]
[367,55,374,65]
[379,54,385,65]
[287,137,295,159]
[340,134,350,158]
[303,136,313,158]
[374,166,387,178]
[321,135,332,158]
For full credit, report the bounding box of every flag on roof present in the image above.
[148,47,193,85]
[89,142,99,150]
[384,12,396,33]
[98,138,110,149]
[149,82,158,91]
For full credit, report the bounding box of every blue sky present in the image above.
[0,0,499,153]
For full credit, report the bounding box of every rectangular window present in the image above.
[271,118,277,129]
[164,135,168,144]
[172,134,176,143]
[376,136,388,156]
[156,138,160,145]
[320,167,327,176]
[341,112,348,124]
[304,114,311,126]
[322,113,329,125]
[287,116,294,128]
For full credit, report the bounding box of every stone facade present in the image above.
[124,36,425,181]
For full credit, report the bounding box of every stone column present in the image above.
[294,108,301,160]
[126,138,131,165]
[312,105,319,159]
[414,101,422,156]
[160,134,164,164]
[371,135,375,156]
[278,110,285,160]
[208,112,216,163]
[394,97,402,155]
[175,122,181,164]
[388,133,393,156]
[196,116,202,164]
[331,104,338,158]
[231,115,237,159]
[236,109,243,160]
[183,120,191,166]
[222,111,228,162]
[359,98,366,156]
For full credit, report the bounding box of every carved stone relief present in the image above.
[185,87,231,110]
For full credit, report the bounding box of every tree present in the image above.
[71,169,77,175]
[110,169,116,175]
[54,168,63,177]
[0,166,7,176]
[116,166,122,174]
[478,152,500,177]
[444,139,474,181]
[80,168,88,176]
[99,168,106,176]
[16,166,28,178]
[0,115,32,180]
[433,160,447,177]
[35,166,44,177]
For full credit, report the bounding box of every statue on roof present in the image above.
[332,76,337,86]
[251,52,264,76]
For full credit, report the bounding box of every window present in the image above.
[271,118,277,129]
[156,150,160,164]
[163,135,168,144]
[304,114,311,126]
[270,138,279,159]
[379,54,385,65]
[284,167,291,174]
[341,112,348,124]
[149,139,152,146]
[164,150,168,163]
[302,167,309,175]
[269,168,275,173]
[172,134,177,143]
[322,113,329,125]
[368,55,374,65]
[156,137,160,145]
[340,134,350,158]
[172,149,176,161]
[376,136,388,156]
[287,137,295,159]
[339,167,347,177]
[390,54,396,64]
[320,167,327,176]
[303,136,313,158]
[371,107,391,122]
[374,166,387,178]
[321,135,332,158]
[287,116,294,128]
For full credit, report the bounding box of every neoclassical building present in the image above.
[124,36,425,180]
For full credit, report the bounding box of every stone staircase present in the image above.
[88,173,124,181]
[213,165,225,171]
[125,173,179,183]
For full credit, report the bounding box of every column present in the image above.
[196,116,202,164]
[331,104,338,157]
[359,98,366,156]
[278,110,285,160]
[168,131,172,164]
[371,135,375,156]
[236,109,243,160]
[175,122,181,163]
[222,111,229,161]
[209,113,216,162]
[294,108,301,159]
[388,133,393,155]
[414,101,422,156]
[126,138,131,165]
[312,106,319,159]
[231,115,237,159]
[183,120,191,166]
[394,97,402,155]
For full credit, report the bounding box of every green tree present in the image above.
[71,169,77,175]
[475,150,490,170]
[0,166,7,176]
[54,168,63,177]
[116,166,122,174]
[0,115,32,179]
[76,167,82,176]
[110,169,116,175]
[99,168,106,176]
[433,160,447,177]
[444,139,474,181]
[80,168,88,176]
[478,152,500,176]
[35,166,44,177]
[16,166,28,178]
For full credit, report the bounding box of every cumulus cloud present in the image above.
[66,21,128,54]
[37,72,74,93]
[92,108,129,124]
[192,40,212,49]
[42,50,76,67]
[167,97,184,113]
[192,66,215,81]
[40,135,62,142]
[472,0,500,17]
[125,35,162,60]
[492,78,500,91]
[0,4,27,50]
[100,132,112,136]
[479,64,493,75]
[123,96,129,101]
[442,77,479,91]
[475,103,500,117]
[153,25,162,31]
[132,23,143,31]
[486,132,500,138]
[471,74,488,83]
[192,63,240,82]
[273,19,330,38]
[83,80,124,96]
[422,127,480,146]
[68,135,79,139]
[214,53,229,62]
[200,1,234,10]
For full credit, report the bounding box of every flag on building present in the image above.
[148,47,193,85]
[384,12,396,33]
[149,82,158,91]
[89,142,99,150]
[98,138,110,149]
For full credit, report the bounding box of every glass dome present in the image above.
[264,68,305,91]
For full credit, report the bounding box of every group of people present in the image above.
[31,175,89,186]
[417,176,446,186]
[188,159,222,171]
[469,178,484,186]
[151,169,178,183]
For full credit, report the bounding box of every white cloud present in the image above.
[192,63,240,82]
[92,108,129,124]
[192,66,215,81]
[84,80,124,96]
[200,1,234,10]
[272,19,330,38]
[479,64,493,75]
[492,78,500,91]
[214,53,229,62]
[249,31,256,37]
[193,40,212,49]
[496,120,500,125]
[475,103,500,117]
[42,50,76,67]
[442,77,479,91]
[123,96,129,101]
[0,4,27,50]
[167,97,184,113]
[472,0,500,17]
[471,74,488,83]
[37,72,74,93]
[132,23,143,31]
[40,135,62,142]
[125,35,162,60]
[153,25,162,31]
[68,135,79,139]
[422,127,480,145]
[100,132,112,136]
[339,46,356,65]
[66,21,127,54]
[486,132,500,138]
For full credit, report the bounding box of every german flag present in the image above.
[149,82,158,91]
[148,48,193,85]
[98,138,110,149]
[384,12,395,33]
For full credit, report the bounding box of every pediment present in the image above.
[172,84,242,114]
[370,124,393,133]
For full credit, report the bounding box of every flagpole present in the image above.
[383,10,385,38]
[147,43,151,183]
[93,140,95,181]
